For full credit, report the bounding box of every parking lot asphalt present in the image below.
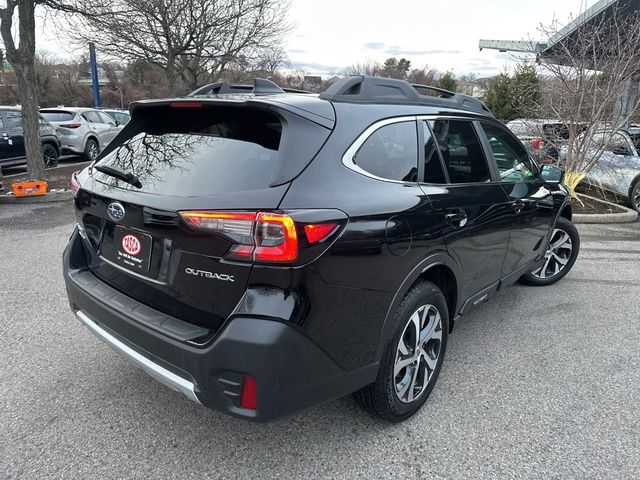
[1,201,639,480]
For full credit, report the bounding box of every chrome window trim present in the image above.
[341,115,418,184]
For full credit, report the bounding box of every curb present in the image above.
[572,194,638,224]
[0,190,73,204]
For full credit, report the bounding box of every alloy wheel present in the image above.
[531,228,573,279]
[394,304,442,403]
[88,141,99,161]
[43,145,57,168]
[632,183,640,212]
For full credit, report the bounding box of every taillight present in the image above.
[530,138,544,150]
[179,211,299,263]
[70,171,81,197]
[59,123,81,129]
[254,212,297,262]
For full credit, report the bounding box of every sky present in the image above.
[34,0,597,78]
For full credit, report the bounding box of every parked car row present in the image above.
[507,118,640,212]
[0,105,130,171]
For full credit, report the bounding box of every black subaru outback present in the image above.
[63,76,579,422]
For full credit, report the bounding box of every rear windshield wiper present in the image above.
[94,164,142,189]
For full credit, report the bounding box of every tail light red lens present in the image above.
[179,211,299,263]
[59,123,81,129]
[70,171,81,197]
[240,376,258,410]
[304,223,338,244]
[254,212,298,262]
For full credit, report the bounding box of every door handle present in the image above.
[445,210,468,228]
[511,200,525,214]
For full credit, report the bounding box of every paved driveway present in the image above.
[1,202,639,479]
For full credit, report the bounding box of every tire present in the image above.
[628,177,640,213]
[83,138,99,162]
[519,217,580,286]
[42,143,59,169]
[354,281,448,422]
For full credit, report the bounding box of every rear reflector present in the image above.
[240,376,257,410]
[304,223,338,244]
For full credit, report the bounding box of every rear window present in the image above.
[94,108,283,195]
[41,111,75,122]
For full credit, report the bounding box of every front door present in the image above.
[478,121,556,276]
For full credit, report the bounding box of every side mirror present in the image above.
[114,120,120,127]
[540,164,565,184]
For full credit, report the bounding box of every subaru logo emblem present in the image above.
[107,202,125,222]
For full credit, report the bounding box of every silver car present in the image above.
[40,107,122,161]
[579,130,640,212]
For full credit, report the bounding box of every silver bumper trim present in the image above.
[76,310,201,405]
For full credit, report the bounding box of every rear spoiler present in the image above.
[95,96,334,163]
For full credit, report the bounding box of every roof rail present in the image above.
[319,76,493,116]
[188,78,314,97]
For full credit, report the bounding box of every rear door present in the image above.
[82,110,112,147]
[419,118,512,309]
[477,121,556,276]
[95,111,120,144]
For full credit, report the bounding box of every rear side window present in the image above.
[41,111,75,122]
[353,121,418,182]
[94,108,284,195]
[429,119,491,183]
[0,114,4,130]
[83,111,102,123]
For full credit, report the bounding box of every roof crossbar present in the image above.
[189,78,313,97]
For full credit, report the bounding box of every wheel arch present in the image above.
[374,251,461,362]
[559,202,572,221]
[41,140,60,155]
[84,135,100,150]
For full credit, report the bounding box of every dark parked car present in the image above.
[0,107,61,169]
[63,77,579,422]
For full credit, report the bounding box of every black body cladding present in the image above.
[63,76,573,421]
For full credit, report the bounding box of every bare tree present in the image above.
[0,0,45,180]
[342,59,381,77]
[536,5,640,196]
[59,0,290,95]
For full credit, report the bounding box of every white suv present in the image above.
[40,107,122,161]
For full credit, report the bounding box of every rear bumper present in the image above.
[63,229,377,421]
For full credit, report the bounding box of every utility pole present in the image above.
[89,42,101,108]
